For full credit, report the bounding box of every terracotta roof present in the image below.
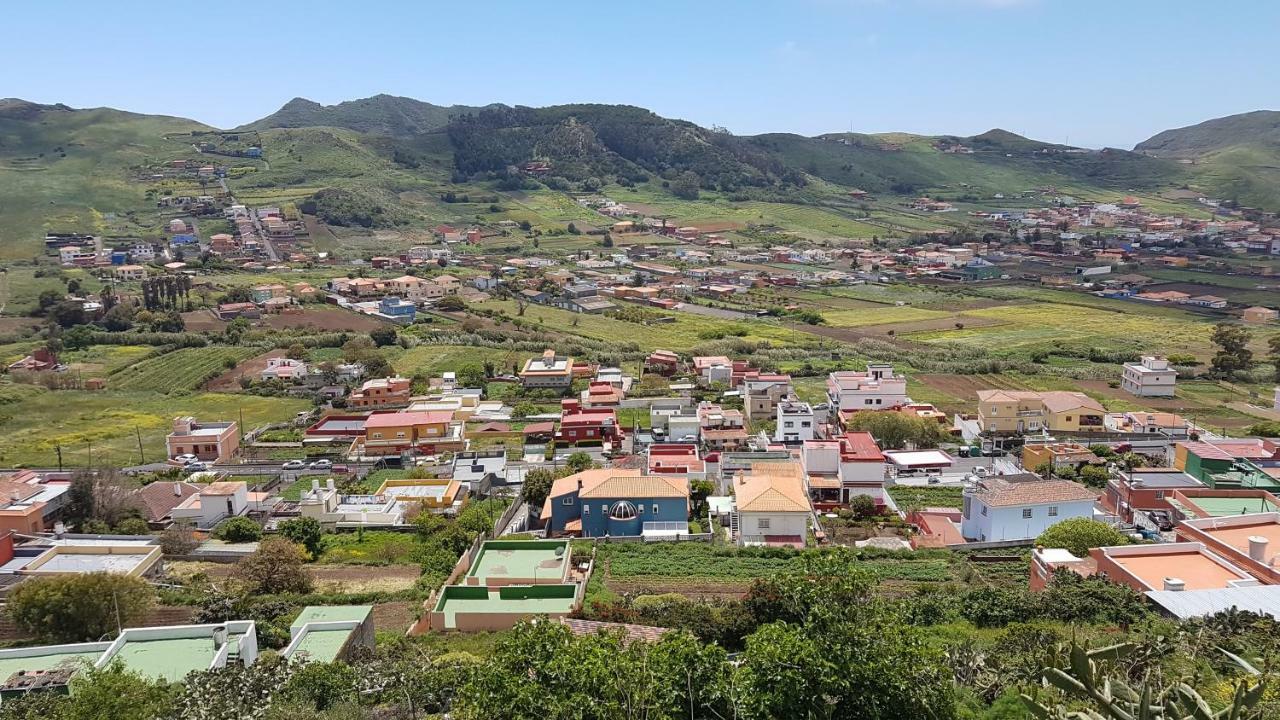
[202,481,246,496]
[558,618,672,643]
[977,389,1104,414]
[971,475,1098,507]
[548,469,689,501]
[365,411,452,428]
[137,482,201,523]
[736,462,811,513]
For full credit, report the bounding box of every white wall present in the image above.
[739,511,807,540]
[961,499,1095,542]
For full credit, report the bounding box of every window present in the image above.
[1048,506,1058,517]
[758,518,771,529]
[864,399,874,405]
[990,407,998,416]
[638,504,645,514]
[1066,416,1073,422]
[1022,508,1033,519]
[1154,490,1165,499]
[561,497,574,505]
[396,431,406,438]
[981,505,988,516]
[801,421,811,427]
[583,505,589,514]
[784,421,794,428]
[651,504,659,515]
[371,432,383,440]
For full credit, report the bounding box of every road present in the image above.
[218,176,279,262]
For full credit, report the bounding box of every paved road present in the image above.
[218,176,279,262]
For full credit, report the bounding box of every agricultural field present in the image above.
[475,299,810,351]
[888,486,965,510]
[112,346,258,392]
[821,306,952,328]
[62,344,156,376]
[388,344,529,378]
[0,384,308,467]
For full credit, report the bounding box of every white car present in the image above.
[184,461,211,473]
[282,460,306,470]
[309,459,333,470]
[174,454,199,466]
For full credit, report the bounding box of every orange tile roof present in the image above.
[736,462,811,513]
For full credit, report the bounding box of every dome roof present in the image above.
[608,500,638,520]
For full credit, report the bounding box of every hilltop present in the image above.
[237,94,499,137]
[1135,110,1280,208]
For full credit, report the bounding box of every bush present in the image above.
[278,517,325,558]
[235,538,313,594]
[114,517,152,535]
[1035,517,1130,556]
[8,573,155,642]
[214,516,263,543]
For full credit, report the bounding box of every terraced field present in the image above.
[821,306,952,327]
[112,347,258,393]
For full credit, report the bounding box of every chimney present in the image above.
[576,477,583,492]
[311,478,320,493]
[737,471,746,486]
[327,478,336,492]
[1248,536,1269,562]
[1162,578,1185,592]
[173,482,182,497]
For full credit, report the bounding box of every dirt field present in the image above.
[604,578,751,600]
[262,306,390,332]
[171,561,423,594]
[180,309,229,332]
[916,373,1037,398]
[0,317,42,333]
[878,314,1004,334]
[205,348,285,391]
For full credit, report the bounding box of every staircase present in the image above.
[729,511,740,541]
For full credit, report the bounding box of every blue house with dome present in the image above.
[542,469,689,538]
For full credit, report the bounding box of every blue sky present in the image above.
[6,0,1277,147]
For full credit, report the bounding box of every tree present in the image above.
[845,410,944,450]
[522,467,555,508]
[456,363,487,388]
[278,517,325,559]
[369,325,398,347]
[283,661,359,711]
[114,517,151,535]
[235,538,313,595]
[49,300,86,328]
[1210,323,1253,378]
[8,573,155,642]
[849,494,878,519]
[436,295,466,312]
[214,516,263,543]
[1035,517,1130,556]
[67,469,142,529]
[601,233,614,248]
[285,343,308,360]
[1078,464,1111,488]
[564,451,595,474]
[36,288,63,314]
[672,171,701,200]
[100,303,135,331]
[58,665,174,720]
[159,520,200,555]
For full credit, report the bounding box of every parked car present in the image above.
[310,459,333,470]
[974,466,990,478]
[184,462,211,473]
[282,459,306,470]
[173,454,198,465]
[331,465,350,475]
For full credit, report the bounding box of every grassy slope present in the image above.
[0,104,210,259]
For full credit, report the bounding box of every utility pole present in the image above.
[135,426,146,465]
[55,445,63,472]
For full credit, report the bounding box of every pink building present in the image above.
[166,416,240,463]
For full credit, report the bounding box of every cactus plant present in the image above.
[1020,641,1268,720]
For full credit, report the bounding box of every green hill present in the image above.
[0,99,210,259]
[237,94,498,137]
[1136,110,1280,208]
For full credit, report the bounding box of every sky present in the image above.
[6,0,1278,148]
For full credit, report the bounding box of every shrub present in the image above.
[278,517,324,558]
[1035,517,1130,556]
[8,573,155,642]
[214,516,263,543]
[235,538,313,595]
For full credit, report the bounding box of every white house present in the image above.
[261,357,309,382]
[774,401,815,444]
[170,481,251,529]
[826,364,909,412]
[734,462,811,547]
[960,474,1098,543]
[1121,355,1176,398]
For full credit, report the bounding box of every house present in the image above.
[733,462,812,548]
[692,356,733,386]
[7,348,60,373]
[959,474,1098,543]
[542,469,690,538]
[166,416,239,463]
[774,400,815,444]
[976,390,1106,434]
[558,401,624,445]
[1176,513,1280,585]
[800,433,889,508]
[581,381,625,407]
[697,402,747,451]
[377,297,417,323]
[743,374,793,423]
[1021,443,1101,471]
[1243,306,1279,323]
[250,284,287,303]
[1110,411,1189,440]
[520,349,575,389]
[1186,295,1228,309]
[113,265,147,282]
[647,444,706,479]
[137,481,202,528]
[644,350,680,376]
[1121,355,1177,398]
[216,302,260,320]
[349,377,412,409]
[358,410,464,457]
[826,364,909,413]
[1030,542,1261,595]
[170,481,253,529]
[260,357,309,382]
[0,475,69,535]
[1101,468,1204,523]
[1174,439,1280,485]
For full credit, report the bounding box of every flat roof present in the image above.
[312,418,365,432]
[436,589,576,626]
[111,637,219,683]
[1127,470,1202,488]
[1190,496,1278,517]
[1198,518,1280,553]
[1109,549,1248,591]
[0,648,103,683]
[884,450,954,468]
[290,605,372,631]
[468,541,568,582]
[1147,585,1280,620]
[288,628,351,663]
[31,552,150,574]
[383,484,448,499]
